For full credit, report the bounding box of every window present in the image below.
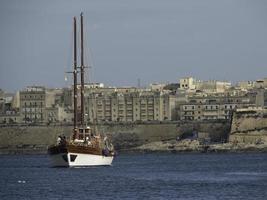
[70,154,77,162]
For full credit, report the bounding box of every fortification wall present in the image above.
[0,121,229,153]
[229,109,267,144]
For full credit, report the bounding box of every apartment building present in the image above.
[86,90,175,123]
[178,94,255,121]
[19,86,46,123]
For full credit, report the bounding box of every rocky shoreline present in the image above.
[125,139,267,153]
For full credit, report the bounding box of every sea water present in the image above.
[1,153,267,200]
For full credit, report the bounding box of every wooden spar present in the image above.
[73,17,78,131]
[80,12,85,127]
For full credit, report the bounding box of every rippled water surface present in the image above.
[1,153,267,199]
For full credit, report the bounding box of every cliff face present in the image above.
[229,109,267,144]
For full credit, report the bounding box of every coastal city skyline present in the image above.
[1,2,267,199]
[1,0,267,92]
[0,75,267,93]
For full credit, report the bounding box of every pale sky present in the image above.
[1,0,267,92]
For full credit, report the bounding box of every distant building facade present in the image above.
[196,80,231,93]
[19,86,46,123]
[86,90,175,123]
[178,93,255,121]
[1,76,267,125]
[179,77,196,90]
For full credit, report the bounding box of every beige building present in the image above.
[179,77,196,90]
[196,80,231,93]
[237,81,255,90]
[45,106,72,123]
[19,86,75,124]
[180,103,237,120]
[0,112,22,124]
[149,83,167,91]
[178,94,254,121]
[86,90,175,123]
[0,90,21,124]
[19,86,46,123]
[178,77,231,93]
[45,88,63,108]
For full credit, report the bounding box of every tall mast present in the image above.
[73,17,78,130]
[80,12,85,127]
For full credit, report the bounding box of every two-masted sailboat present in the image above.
[48,13,115,167]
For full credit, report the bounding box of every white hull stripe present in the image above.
[50,153,113,167]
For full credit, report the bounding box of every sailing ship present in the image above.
[48,13,115,167]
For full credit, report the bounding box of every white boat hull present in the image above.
[50,152,114,167]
